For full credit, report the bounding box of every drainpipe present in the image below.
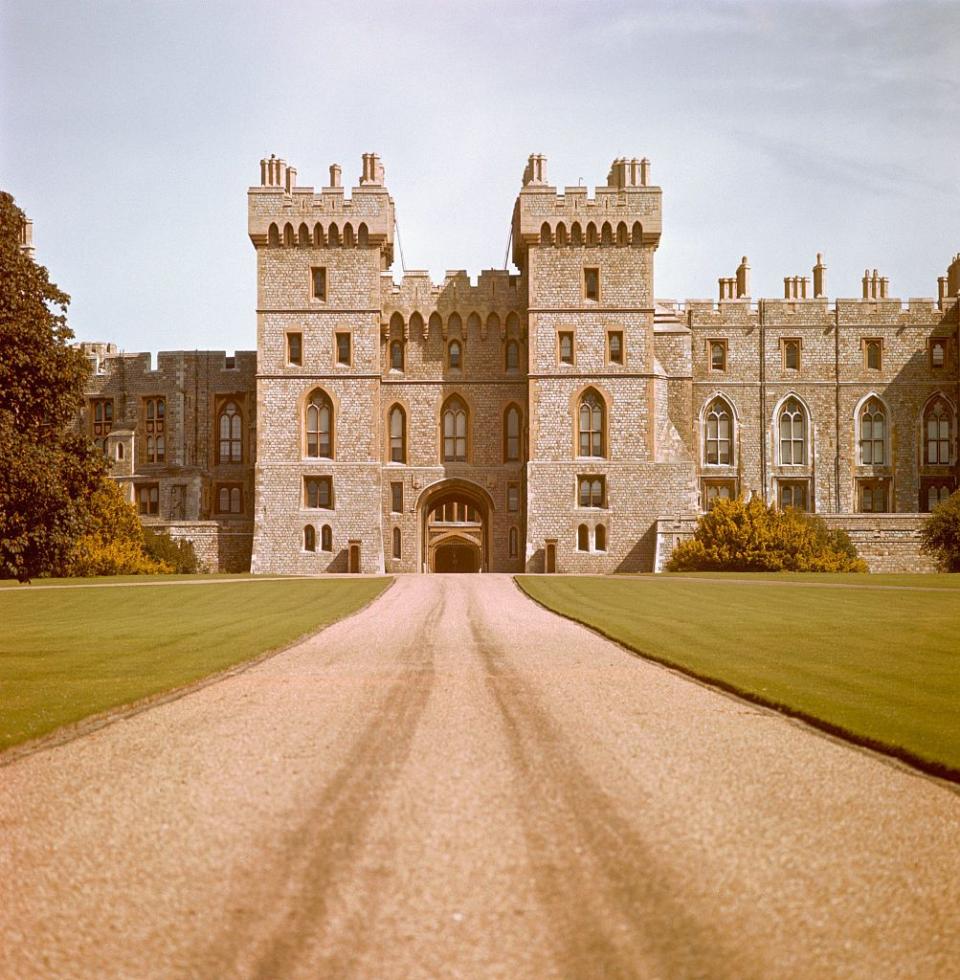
[759,300,767,503]
[835,301,841,512]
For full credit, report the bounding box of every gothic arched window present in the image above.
[925,399,951,464]
[578,389,605,457]
[389,404,406,463]
[442,397,468,462]
[306,390,333,458]
[779,398,806,465]
[704,398,733,465]
[390,340,404,371]
[859,398,886,465]
[448,340,462,370]
[505,340,519,371]
[304,525,316,552]
[218,401,242,463]
[595,524,607,551]
[504,405,521,462]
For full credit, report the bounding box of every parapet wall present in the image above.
[248,153,394,264]
[380,269,525,338]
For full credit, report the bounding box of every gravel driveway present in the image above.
[2,574,958,978]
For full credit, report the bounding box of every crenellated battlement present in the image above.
[511,153,662,267]
[248,153,395,266]
[77,343,256,382]
[380,269,525,340]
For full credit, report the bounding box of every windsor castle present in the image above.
[78,152,960,573]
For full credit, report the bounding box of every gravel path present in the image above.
[2,574,958,979]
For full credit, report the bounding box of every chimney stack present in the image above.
[812,253,826,298]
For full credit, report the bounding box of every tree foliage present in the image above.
[61,479,171,576]
[667,496,867,573]
[0,191,105,580]
[920,491,960,572]
[143,527,200,574]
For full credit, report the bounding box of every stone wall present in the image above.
[73,152,958,576]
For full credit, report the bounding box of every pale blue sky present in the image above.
[2,0,958,354]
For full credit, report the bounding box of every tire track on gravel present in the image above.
[466,593,742,980]
[208,586,444,980]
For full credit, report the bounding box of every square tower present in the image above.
[514,155,696,571]
[248,154,395,573]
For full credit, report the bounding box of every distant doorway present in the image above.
[545,540,557,573]
[418,479,493,573]
[434,541,480,573]
[348,541,361,573]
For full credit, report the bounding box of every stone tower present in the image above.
[513,154,696,571]
[248,153,395,573]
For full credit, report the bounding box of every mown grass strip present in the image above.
[517,574,960,781]
[0,577,391,751]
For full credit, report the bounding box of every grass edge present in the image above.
[513,576,960,789]
[0,577,395,767]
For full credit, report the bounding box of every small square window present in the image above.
[335,332,351,366]
[608,331,624,365]
[137,483,160,516]
[391,481,403,514]
[858,479,889,513]
[311,267,327,301]
[305,476,333,509]
[507,483,520,512]
[287,332,303,366]
[702,479,736,509]
[931,339,946,369]
[920,478,955,512]
[577,475,605,508]
[864,339,882,370]
[777,480,808,512]
[709,340,727,372]
[782,338,801,371]
[559,331,574,365]
[215,483,243,515]
[584,268,599,302]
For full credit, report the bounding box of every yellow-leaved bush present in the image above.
[62,478,171,576]
[667,496,867,573]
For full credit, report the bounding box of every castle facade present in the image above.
[80,152,960,573]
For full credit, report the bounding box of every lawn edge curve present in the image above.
[0,577,395,767]
[514,576,960,788]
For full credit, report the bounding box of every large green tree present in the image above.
[0,191,104,580]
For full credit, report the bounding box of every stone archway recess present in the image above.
[417,478,494,573]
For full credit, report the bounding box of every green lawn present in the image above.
[517,574,960,780]
[1,577,391,750]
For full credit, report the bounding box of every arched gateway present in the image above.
[418,479,493,573]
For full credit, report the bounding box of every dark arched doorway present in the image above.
[434,538,480,573]
[418,479,493,573]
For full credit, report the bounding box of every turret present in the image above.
[248,152,395,267]
[512,154,662,269]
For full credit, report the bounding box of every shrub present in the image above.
[61,479,170,576]
[920,491,960,572]
[143,528,200,574]
[668,496,867,573]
